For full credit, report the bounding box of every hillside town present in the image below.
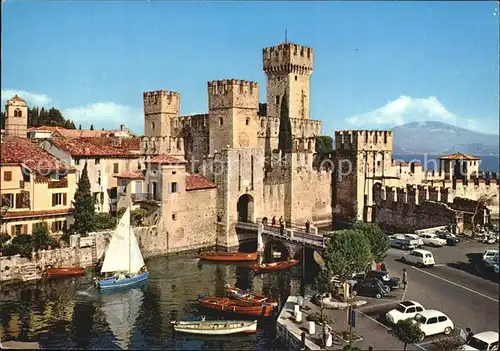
[1,26,498,351]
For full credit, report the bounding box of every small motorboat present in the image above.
[198,251,258,262]
[198,296,275,317]
[224,285,278,307]
[0,341,42,349]
[252,259,299,272]
[44,266,85,278]
[171,319,257,335]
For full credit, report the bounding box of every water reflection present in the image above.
[0,253,317,349]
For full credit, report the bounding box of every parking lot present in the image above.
[347,237,499,350]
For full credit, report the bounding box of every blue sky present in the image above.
[2,1,499,135]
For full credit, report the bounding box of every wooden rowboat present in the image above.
[198,252,258,262]
[44,267,85,278]
[171,320,257,335]
[0,341,42,349]
[252,259,299,272]
[198,296,275,317]
[224,286,278,307]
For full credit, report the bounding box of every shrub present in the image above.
[307,312,333,325]
[0,233,11,248]
[94,213,118,231]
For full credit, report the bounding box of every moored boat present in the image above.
[198,251,258,262]
[224,285,278,307]
[252,259,299,272]
[44,267,85,278]
[198,296,275,317]
[0,341,41,349]
[171,319,257,335]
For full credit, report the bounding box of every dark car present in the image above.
[364,270,401,291]
[352,279,387,299]
[436,231,460,246]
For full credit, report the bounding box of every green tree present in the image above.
[354,221,390,264]
[433,337,465,351]
[313,268,337,320]
[78,124,82,130]
[71,162,95,236]
[323,230,373,283]
[316,136,333,156]
[90,124,94,131]
[278,91,292,154]
[393,318,423,351]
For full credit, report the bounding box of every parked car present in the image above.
[464,331,499,351]
[385,301,425,324]
[436,231,460,246]
[404,234,424,247]
[401,249,435,267]
[390,235,420,250]
[483,249,499,261]
[351,279,387,299]
[364,270,401,291]
[420,233,447,247]
[413,310,454,341]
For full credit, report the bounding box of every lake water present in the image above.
[0,249,319,349]
[393,154,499,172]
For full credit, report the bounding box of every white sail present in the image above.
[129,227,145,274]
[100,287,144,349]
[100,208,132,274]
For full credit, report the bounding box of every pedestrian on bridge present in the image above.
[305,220,310,234]
[272,216,276,227]
[279,216,284,235]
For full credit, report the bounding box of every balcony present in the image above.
[132,193,161,203]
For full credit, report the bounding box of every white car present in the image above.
[420,233,447,247]
[385,301,425,324]
[401,249,435,267]
[404,234,424,247]
[413,310,454,341]
[483,249,499,261]
[464,331,499,351]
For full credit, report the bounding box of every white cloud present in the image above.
[62,102,143,132]
[1,89,52,106]
[345,95,457,127]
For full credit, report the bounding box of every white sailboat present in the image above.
[100,287,144,349]
[96,207,149,290]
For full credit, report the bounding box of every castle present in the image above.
[2,40,498,253]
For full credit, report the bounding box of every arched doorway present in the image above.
[237,194,254,223]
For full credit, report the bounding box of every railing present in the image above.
[131,193,161,203]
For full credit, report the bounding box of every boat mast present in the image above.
[128,204,132,274]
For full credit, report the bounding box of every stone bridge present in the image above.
[236,221,328,259]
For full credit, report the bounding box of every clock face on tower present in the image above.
[238,132,250,148]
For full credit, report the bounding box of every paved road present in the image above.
[383,240,499,345]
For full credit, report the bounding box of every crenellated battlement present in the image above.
[172,114,210,131]
[208,79,259,110]
[143,90,180,115]
[263,43,314,75]
[335,130,393,152]
[259,116,322,139]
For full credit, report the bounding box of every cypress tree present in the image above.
[90,124,94,130]
[72,162,95,236]
[278,91,293,154]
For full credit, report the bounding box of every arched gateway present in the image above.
[237,194,254,223]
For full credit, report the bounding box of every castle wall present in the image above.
[171,114,210,171]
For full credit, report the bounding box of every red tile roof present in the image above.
[9,95,26,103]
[78,137,141,152]
[114,170,144,180]
[1,137,70,175]
[149,155,186,164]
[47,137,137,158]
[186,174,217,191]
[2,208,71,219]
[439,152,480,161]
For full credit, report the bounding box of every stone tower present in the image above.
[143,90,180,137]
[334,130,394,223]
[207,79,259,154]
[263,42,314,120]
[4,95,28,138]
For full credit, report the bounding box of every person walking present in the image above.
[272,216,276,227]
[381,263,387,272]
[466,328,474,344]
[279,216,284,235]
[305,220,310,234]
[402,268,408,290]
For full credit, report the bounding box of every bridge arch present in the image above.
[263,239,291,261]
[237,194,254,223]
